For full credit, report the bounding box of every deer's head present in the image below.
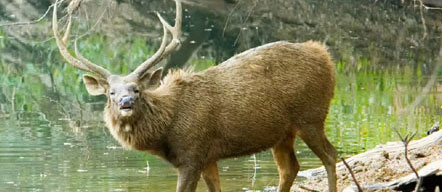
[52,0,182,117]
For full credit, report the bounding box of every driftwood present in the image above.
[344,160,442,192]
[296,130,442,192]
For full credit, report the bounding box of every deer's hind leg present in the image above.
[202,162,221,192]
[272,134,300,192]
[298,122,337,192]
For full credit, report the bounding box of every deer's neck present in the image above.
[104,91,176,152]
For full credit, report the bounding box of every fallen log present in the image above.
[344,160,442,192]
[294,130,442,192]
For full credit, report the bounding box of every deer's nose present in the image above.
[119,96,133,106]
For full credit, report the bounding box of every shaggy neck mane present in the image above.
[104,70,191,152]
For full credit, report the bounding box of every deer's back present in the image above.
[167,41,335,161]
[207,41,335,123]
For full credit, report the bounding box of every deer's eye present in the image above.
[134,89,139,94]
[110,91,115,96]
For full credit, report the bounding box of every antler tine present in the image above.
[163,0,182,53]
[74,38,112,78]
[128,0,182,80]
[52,0,111,79]
[127,15,169,80]
[62,14,72,44]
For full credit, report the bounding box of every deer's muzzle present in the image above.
[119,96,134,110]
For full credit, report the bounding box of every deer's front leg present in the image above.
[177,166,202,192]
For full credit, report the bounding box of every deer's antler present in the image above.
[52,0,111,79]
[53,0,182,81]
[127,0,182,80]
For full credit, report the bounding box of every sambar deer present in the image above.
[52,0,338,191]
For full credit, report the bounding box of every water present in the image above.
[0,69,440,191]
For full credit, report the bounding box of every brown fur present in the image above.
[103,41,337,192]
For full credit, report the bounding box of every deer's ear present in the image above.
[139,68,163,88]
[83,74,107,95]
[149,68,163,86]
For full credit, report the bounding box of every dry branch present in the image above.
[342,158,364,192]
[393,130,423,192]
[0,0,65,27]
